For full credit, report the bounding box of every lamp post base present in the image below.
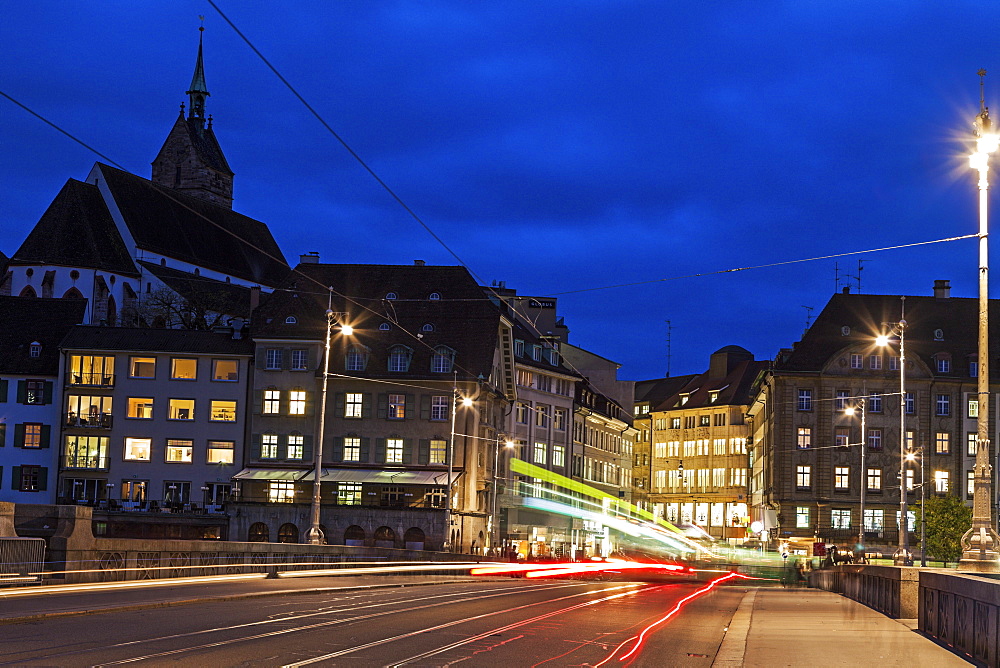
[892,548,913,567]
[958,556,1000,573]
[305,527,325,545]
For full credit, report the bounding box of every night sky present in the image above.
[3,2,1000,381]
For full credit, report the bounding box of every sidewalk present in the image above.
[713,587,972,667]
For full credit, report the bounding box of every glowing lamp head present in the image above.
[905,452,917,462]
[875,334,890,347]
[504,440,516,448]
[461,397,473,407]
[979,134,1000,155]
[340,324,354,336]
[844,406,856,416]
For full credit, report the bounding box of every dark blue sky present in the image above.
[3,2,999,380]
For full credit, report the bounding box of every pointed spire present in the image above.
[187,20,210,124]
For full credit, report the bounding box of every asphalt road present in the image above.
[1,577,747,667]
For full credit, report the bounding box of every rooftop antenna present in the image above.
[846,259,865,294]
[801,306,814,331]
[665,319,673,378]
[834,262,841,293]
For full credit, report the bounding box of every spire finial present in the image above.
[980,69,988,113]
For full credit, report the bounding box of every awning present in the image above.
[232,468,305,481]
[297,468,449,485]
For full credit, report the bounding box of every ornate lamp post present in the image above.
[877,302,909,565]
[960,70,1000,571]
[844,396,867,561]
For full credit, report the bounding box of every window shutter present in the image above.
[377,394,388,419]
[280,393,289,416]
[301,435,313,462]
[403,439,413,464]
[16,381,27,404]
[374,438,386,463]
[42,381,54,405]
[0,423,5,446]
[250,433,262,460]
[305,391,315,416]
[420,395,430,420]
[331,436,343,462]
[362,393,373,418]
[40,425,51,448]
[13,424,25,448]
[282,349,291,370]
[405,394,415,420]
[276,439,287,460]
[255,349,267,369]
[418,439,430,465]
[334,393,345,415]
[37,467,48,491]
[12,466,21,490]
[252,390,262,415]
[0,378,7,402]
[359,437,370,463]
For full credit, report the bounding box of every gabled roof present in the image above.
[10,179,138,276]
[776,291,996,376]
[252,263,502,381]
[509,318,579,378]
[93,163,287,285]
[60,325,253,356]
[0,297,87,375]
[650,359,769,412]
[633,375,697,406]
[138,260,253,319]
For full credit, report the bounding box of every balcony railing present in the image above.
[69,373,115,387]
[62,455,109,471]
[65,413,113,429]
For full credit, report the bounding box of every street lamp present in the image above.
[306,292,351,546]
[490,435,515,556]
[877,303,910,566]
[446,373,473,552]
[844,397,867,562]
[961,70,1000,570]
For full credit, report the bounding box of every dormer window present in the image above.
[532,345,542,361]
[936,355,951,374]
[388,345,413,372]
[345,344,370,372]
[385,292,398,300]
[29,341,41,358]
[548,348,559,365]
[934,328,945,341]
[709,391,719,403]
[379,323,391,331]
[514,339,524,356]
[285,316,297,325]
[422,323,435,332]
[680,393,690,405]
[431,345,456,373]
[429,292,441,300]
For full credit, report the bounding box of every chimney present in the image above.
[933,279,951,299]
[250,285,261,312]
[414,259,426,266]
[300,252,320,264]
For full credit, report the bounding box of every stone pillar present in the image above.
[0,502,15,536]
[47,504,98,582]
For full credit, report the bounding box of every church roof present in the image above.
[175,115,232,175]
[138,260,254,319]
[10,179,139,276]
[0,297,88,375]
[93,163,288,286]
[60,325,254,356]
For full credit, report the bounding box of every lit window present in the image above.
[831,509,851,529]
[263,389,280,414]
[969,397,979,418]
[338,482,361,505]
[554,408,566,430]
[935,432,950,454]
[552,444,565,467]
[345,393,363,418]
[166,439,193,463]
[261,433,278,459]
[935,471,950,493]
[864,509,884,531]
[268,481,295,503]
[834,467,849,489]
[289,390,306,415]
[210,400,237,422]
[212,359,238,381]
[430,439,447,464]
[796,506,810,528]
[386,438,404,464]
[22,423,43,448]
[343,437,361,462]
[388,394,406,419]
[533,442,547,465]
[170,358,197,380]
[867,468,881,491]
[130,357,156,378]
[168,399,195,420]
[969,433,979,456]
[208,440,234,464]
[796,427,811,449]
[286,434,303,460]
[124,437,151,461]
[796,465,811,488]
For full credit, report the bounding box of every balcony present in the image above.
[65,412,113,429]
[69,373,115,388]
[62,455,109,471]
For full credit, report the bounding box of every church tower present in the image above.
[151,26,234,208]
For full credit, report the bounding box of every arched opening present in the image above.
[248,522,269,542]
[475,530,486,554]
[374,526,396,548]
[19,285,37,298]
[344,525,366,547]
[403,527,425,551]
[277,523,299,543]
[62,287,84,299]
[106,295,117,326]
